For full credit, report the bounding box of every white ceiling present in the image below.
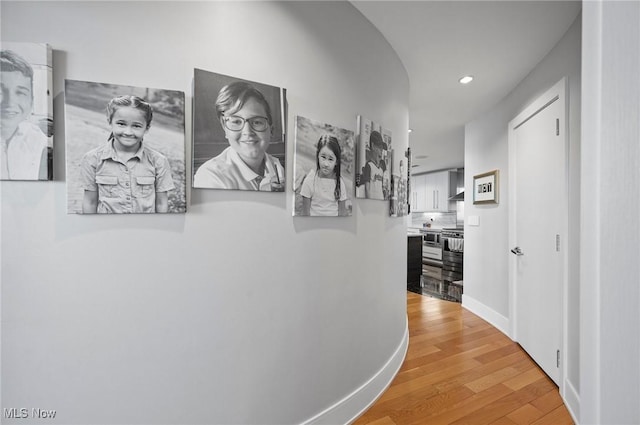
[351,0,582,174]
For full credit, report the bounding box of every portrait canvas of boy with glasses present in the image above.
[1,42,53,181]
[192,69,286,191]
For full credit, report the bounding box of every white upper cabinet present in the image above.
[411,170,456,212]
[411,174,427,211]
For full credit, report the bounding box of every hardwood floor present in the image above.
[353,292,574,425]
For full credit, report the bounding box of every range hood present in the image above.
[449,191,464,201]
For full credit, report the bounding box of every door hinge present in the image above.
[556,234,560,252]
[556,118,560,136]
[557,349,560,368]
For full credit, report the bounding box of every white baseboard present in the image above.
[301,317,409,425]
[461,294,511,338]
[562,378,580,424]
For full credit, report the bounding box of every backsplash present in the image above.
[411,211,457,229]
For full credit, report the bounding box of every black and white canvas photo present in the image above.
[1,42,53,180]
[390,148,409,217]
[192,68,286,192]
[293,115,354,217]
[407,147,412,213]
[355,116,391,200]
[64,79,186,214]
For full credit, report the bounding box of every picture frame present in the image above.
[292,115,354,217]
[355,115,391,201]
[473,169,499,204]
[389,148,409,217]
[192,68,286,192]
[64,79,187,214]
[1,42,53,180]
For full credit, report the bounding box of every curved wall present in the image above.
[0,2,409,424]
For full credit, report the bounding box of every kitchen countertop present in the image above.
[407,227,443,236]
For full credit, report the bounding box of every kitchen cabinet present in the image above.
[410,174,427,211]
[410,170,456,212]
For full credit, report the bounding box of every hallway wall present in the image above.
[581,1,640,423]
[462,13,581,418]
[0,2,409,424]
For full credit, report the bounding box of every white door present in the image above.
[509,80,567,385]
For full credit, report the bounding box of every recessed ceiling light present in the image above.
[459,75,474,84]
[408,128,413,133]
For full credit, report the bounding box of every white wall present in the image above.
[0,2,409,424]
[581,2,640,424]
[462,12,581,417]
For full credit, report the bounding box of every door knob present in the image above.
[511,246,524,256]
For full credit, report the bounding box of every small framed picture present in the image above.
[473,169,499,204]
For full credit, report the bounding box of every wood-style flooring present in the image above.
[353,292,574,425]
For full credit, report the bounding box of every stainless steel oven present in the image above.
[422,229,442,267]
[442,228,463,300]
[423,229,441,246]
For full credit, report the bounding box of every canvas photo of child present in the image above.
[192,68,286,192]
[355,116,392,200]
[64,79,186,214]
[0,42,53,180]
[390,148,410,217]
[293,115,354,217]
